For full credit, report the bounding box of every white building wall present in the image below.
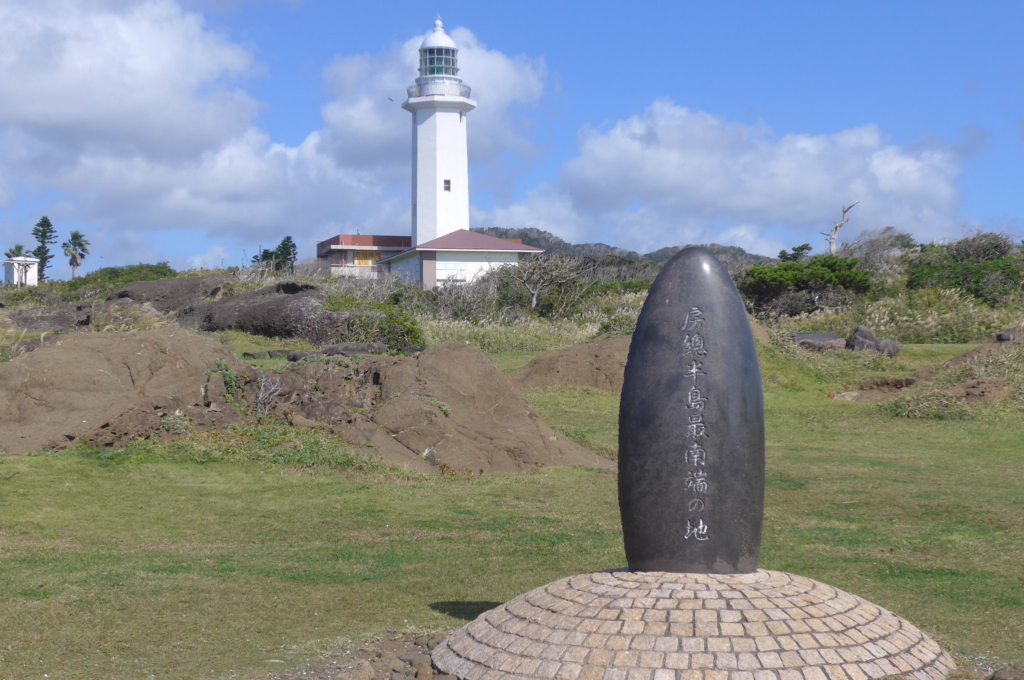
[389,253,422,285]
[435,251,518,286]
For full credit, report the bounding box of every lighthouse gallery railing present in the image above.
[407,82,472,98]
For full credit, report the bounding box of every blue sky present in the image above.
[0,0,1021,278]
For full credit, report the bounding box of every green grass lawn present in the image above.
[1,340,1021,679]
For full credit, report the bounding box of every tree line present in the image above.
[4,216,91,280]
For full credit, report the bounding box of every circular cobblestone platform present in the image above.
[433,570,954,680]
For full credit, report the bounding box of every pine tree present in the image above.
[274,236,298,272]
[31,216,58,281]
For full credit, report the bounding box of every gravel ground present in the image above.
[264,632,457,680]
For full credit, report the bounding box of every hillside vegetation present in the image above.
[3,229,1023,360]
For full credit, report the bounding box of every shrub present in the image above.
[68,262,176,291]
[325,295,424,348]
[739,255,872,313]
[906,233,1023,304]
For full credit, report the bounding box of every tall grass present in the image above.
[420,319,599,353]
[777,289,1024,343]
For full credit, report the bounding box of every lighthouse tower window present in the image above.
[420,48,458,76]
[444,180,451,192]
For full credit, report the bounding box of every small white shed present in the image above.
[3,256,40,287]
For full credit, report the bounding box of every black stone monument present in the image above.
[619,246,764,573]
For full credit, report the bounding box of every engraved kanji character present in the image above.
[687,421,708,439]
[684,519,710,541]
[685,443,707,466]
[682,333,708,357]
[683,307,705,332]
[687,387,707,411]
[685,469,708,493]
[688,499,706,512]
[685,360,706,384]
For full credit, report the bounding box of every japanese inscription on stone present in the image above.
[682,307,710,541]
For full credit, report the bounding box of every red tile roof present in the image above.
[415,229,543,252]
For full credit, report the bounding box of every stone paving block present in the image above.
[655,637,680,653]
[558,664,584,680]
[707,639,732,653]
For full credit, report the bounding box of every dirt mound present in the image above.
[513,334,631,393]
[0,328,248,456]
[108,273,236,313]
[0,331,608,474]
[271,342,611,474]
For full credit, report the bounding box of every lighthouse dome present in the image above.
[421,19,457,49]
[418,19,459,78]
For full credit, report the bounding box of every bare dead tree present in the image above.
[822,201,860,255]
[254,375,282,418]
[498,254,597,314]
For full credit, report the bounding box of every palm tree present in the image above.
[62,231,91,279]
[4,244,26,258]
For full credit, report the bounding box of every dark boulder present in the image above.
[996,329,1023,343]
[323,342,388,356]
[876,338,901,357]
[847,325,879,351]
[5,303,92,332]
[179,283,340,344]
[108,274,235,313]
[241,351,269,359]
[798,338,846,353]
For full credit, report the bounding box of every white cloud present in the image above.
[481,100,963,255]
[0,0,258,158]
[186,244,232,269]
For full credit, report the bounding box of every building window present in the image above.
[354,251,383,266]
[443,180,451,192]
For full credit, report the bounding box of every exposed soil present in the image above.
[0,329,247,456]
[0,329,610,474]
[512,334,631,393]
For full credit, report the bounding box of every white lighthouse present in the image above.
[403,19,477,246]
[319,20,542,288]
